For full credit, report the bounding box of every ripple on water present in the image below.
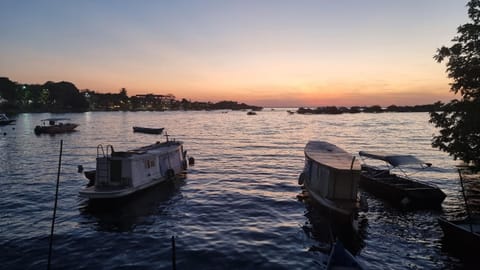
[0,111,477,269]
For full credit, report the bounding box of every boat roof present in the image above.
[305,141,360,171]
[40,118,71,121]
[359,151,426,167]
[111,140,183,157]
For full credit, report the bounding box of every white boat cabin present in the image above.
[80,140,187,199]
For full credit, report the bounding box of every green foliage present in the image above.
[430,0,480,168]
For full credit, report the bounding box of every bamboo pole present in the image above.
[48,140,63,269]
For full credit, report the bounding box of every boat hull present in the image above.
[132,126,164,134]
[360,167,445,209]
[0,120,15,126]
[79,175,175,199]
[438,217,480,255]
[301,141,361,225]
[34,123,78,134]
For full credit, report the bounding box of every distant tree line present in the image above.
[296,103,443,114]
[0,77,262,113]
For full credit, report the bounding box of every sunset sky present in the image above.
[0,0,469,107]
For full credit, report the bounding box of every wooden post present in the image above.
[171,235,176,270]
[48,140,63,269]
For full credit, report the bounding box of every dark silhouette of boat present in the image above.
[0,114,15,126]
[34,118,78,134]
[359,151,446,209]
[438,217,480,254]
[439,169,480,256]
[133,126,164,134]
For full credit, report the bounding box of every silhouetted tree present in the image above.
[430,0,480,168]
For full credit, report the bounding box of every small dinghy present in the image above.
[133,126,164,134]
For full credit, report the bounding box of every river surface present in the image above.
[0,110,477,269]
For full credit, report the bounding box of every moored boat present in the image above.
[299,141,361,224]
[34,118,78,134]
[0,113,15,126]
[359,151,446,209]
[79,137,190,200]
[133,126,164,134]
[438,217,480,254]
[439,169,480,256]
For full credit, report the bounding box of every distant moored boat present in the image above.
[34,118,78,134]
[0,114,15,126]
[133,126,164,134]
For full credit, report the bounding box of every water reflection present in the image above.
[299,193,367,257]
[78,178,185,232]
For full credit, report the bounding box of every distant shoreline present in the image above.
[1,77,443,114]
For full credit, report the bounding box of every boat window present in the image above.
[144,159,156,169]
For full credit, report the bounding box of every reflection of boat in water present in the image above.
[299,141,361,226]
[359,151,445,209]
[79,179,184,232]
[80,136,192,200]
[34,118,78,134]
[300,196,367,256]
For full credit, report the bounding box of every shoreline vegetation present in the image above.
[0,77,262,113]
[1,77,442,114]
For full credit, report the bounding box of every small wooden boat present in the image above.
[0,114,15,126]
[133,126,164,134]
[438,217,480,254]
[359,151,445,209]
[34,118,78,134]
[327,241,365,270]
[439,169,480,255]
[299,141,361,224]
[79,137,191,200]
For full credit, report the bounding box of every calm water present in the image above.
[0,110,477,269]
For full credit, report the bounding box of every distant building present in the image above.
[133,94,175,110]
